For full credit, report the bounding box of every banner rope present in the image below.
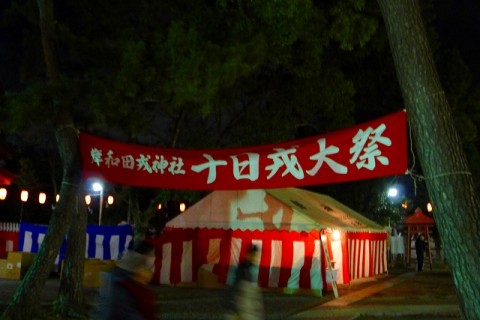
[406,122,419,196]
[405,119,471,195]
[61,181,79,187]
[410,170,471,178]
[56,124,79,136]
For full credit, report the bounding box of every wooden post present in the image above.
[321,235,338,298]
[426,226,433,270]
[406,226,412,266]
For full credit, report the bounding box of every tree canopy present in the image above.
[1,0,480,226]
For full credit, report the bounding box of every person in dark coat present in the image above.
[415,233,428,272]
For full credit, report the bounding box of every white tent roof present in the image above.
[166,188,384,233]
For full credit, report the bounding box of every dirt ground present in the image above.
[351,270,461,320]
[0,262,461,319]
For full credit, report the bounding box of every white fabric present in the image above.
[167,188,385,233]
[95,235,105,259]
[22,231,33,252]
[207,238,221,264]
[269,240,282,287]
[180,240,193,282]
[287,241,305,289]
[330,239,343,284]
[391,234,405,254]
[160,243,172,284]
[109,235,120,260]
[310,240,322,289]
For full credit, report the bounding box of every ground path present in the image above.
[0,263,461,319]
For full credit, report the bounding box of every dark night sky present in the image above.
[434,0,480,82]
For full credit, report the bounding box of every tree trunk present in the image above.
[377,1,480,319]
[1,1,84,319]
[130,188,146,244]
[55,189,87,317]
[1,129,81,320]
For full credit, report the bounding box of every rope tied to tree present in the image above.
[56,124,79,134]
[61,181,79,187]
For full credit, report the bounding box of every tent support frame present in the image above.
[321,236,339,298]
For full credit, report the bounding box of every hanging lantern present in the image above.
[38,192,46,204]
[85,195,92,206]
[0,188,7,200]
[107,195,114,205]
[179,202,186,213]
[427,202,433,213]
[20,190,29,202]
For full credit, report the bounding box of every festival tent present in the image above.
[151,188,388,293]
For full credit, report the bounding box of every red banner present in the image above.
[79,110,407,190]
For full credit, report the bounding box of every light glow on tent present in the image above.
[332,229,341,241]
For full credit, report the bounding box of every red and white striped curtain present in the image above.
[346,232,388,281]
[0,223,20,259]
[152,228,323,291]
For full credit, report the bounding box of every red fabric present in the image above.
[346,232,388,281]
[300,239,315,288]
[121,279,156,320]
[278,240,293,287]
[404,208,434,225]
[152,228,321,289]
[0,231,19,259]
[258,239,270,287]
[340,232,350,284]
[347,231,387,241]
[152,228,387,290]
[80,111,407,190]
[0,168,16,186]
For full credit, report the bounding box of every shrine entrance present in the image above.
[403,207,434,270]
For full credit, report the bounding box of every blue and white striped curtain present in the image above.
[18,222,134,263]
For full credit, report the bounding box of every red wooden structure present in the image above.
[403,207,434,270]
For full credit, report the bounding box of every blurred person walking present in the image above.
[225,244,265,320]
[92,240,157,320]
